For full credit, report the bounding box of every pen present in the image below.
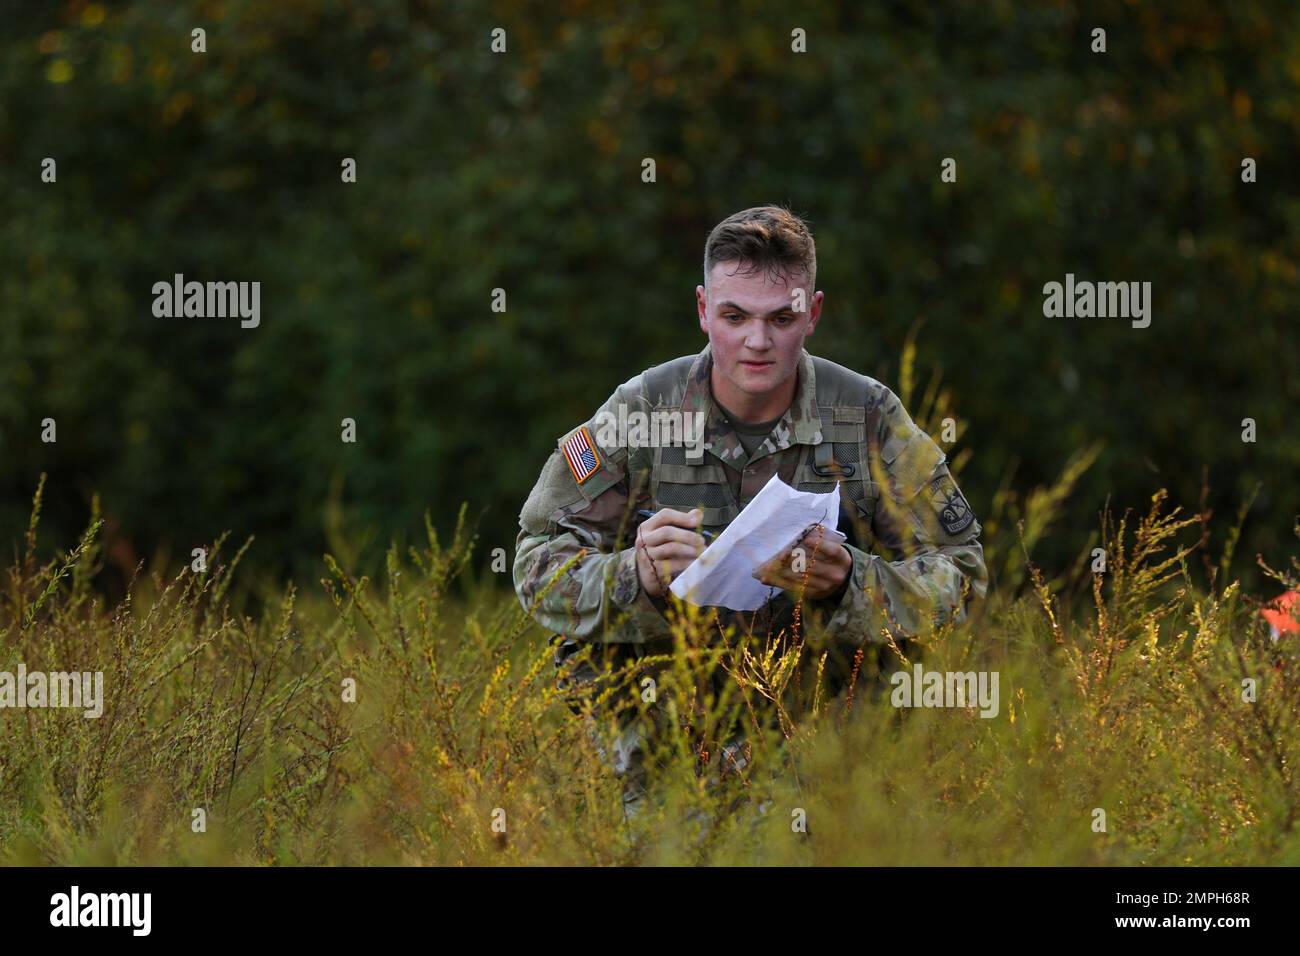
[635,509,716,543]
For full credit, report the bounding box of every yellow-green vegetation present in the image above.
[1,469,1297,866]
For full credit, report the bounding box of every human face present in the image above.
[696,261,823,420]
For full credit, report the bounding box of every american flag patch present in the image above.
[562,426,601,483]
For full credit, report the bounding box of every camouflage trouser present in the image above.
[550,629,904,821]
[551,635,755,821]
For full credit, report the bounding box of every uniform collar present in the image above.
[681,343,824,466]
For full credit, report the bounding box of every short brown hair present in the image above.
[703,205,816,291]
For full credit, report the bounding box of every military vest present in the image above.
[631,354,888,548]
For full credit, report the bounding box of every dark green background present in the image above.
[2,0,1296,591]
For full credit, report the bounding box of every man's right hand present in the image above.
[635,508,707,597]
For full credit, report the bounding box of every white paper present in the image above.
[669,474,845,611]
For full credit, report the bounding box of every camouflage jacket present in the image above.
[513,344,988,646]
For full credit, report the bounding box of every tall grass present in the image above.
[1,465,1297,865]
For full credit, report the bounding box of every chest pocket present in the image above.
[651,456,740,530]
[792,408,879,545]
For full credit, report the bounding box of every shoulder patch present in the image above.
[561,426,601,484]
[927,474,976,535]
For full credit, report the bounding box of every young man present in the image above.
[513,205,988,814]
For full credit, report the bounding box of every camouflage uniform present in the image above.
[514,343,988,815]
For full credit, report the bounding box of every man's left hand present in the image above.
[754,526,853,601]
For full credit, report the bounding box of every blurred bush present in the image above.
[0,0,1296,586]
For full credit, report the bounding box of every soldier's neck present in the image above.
[709,366,797,424]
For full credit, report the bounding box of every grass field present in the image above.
[2,465,1297,866]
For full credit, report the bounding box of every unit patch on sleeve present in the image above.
[928,474,976,535]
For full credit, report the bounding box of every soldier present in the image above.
[513,206,988,818]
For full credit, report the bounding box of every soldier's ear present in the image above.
[805,290,825,333]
